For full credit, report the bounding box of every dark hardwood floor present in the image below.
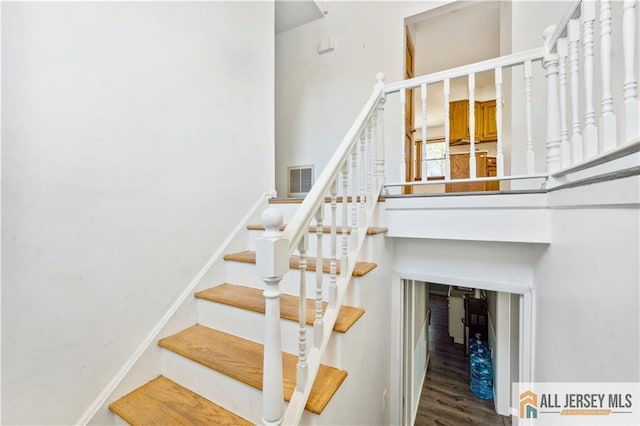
[414,294,510,426]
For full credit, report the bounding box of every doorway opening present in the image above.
[400,279,531,425]
[403,1,507,194]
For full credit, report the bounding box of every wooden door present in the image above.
[404,29,415,194]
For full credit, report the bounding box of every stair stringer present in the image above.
[85,194,270,425]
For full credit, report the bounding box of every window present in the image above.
[425,142,446,177]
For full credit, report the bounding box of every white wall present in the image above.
[1,2,274,424]
[533,176,640,383]
[509,1,575,185]
[393,238,547,294]
[275,1,452,195]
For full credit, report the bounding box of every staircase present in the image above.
[109,198,387,425]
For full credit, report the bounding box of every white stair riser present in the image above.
[196,300,345,367]
[248,232,383,262]
[224,261,365,306]
[161,350,263,424]
[112,414,128,425]
[160,350,327,425]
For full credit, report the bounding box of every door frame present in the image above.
[391,274,534,425]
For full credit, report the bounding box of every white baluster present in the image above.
[256,208,287,426]
[558,38,571,167]
[444,79,451,180]
[314,208,324,348]
[375,73,386,186]
[400,88,407,186]
[583,0,599,158]
[366,120,373,202]
[329,180,338,307]
[351,146,358,237]
[495,67,504,177]
[525,60,535,174]
[296,234,308,392]
[569,19,584,163]
[623,0,639,142]
[421,83,428,181]
[359,130,366,213]
[341,163,349,277]
[600,0,617,151]
[543,26,562,174]
[468,73,476,179]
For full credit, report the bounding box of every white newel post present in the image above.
[623,0,639,142]
[600,0,617,151]
[583,0,599,158]
[257,208,288,426]
[543,26,562,175]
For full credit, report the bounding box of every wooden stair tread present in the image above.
[246,224,387,236]
[223,251,377,277]
[195,283,364,333]
[158,325,347,415]
[109,375,251,425]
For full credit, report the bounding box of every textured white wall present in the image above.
[533,176,640,383]
[275,1,452,196]
[1,2,274,424]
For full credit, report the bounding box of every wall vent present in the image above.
[288,165,314,197]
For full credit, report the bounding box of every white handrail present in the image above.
[544,0,582,53]
[384,47,545,94]
[257,74,386,425]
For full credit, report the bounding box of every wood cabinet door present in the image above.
[449,100,469,141]
[480,100,497,140]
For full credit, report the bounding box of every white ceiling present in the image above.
[275,0,325,35]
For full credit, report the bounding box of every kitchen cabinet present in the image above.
[446,151,499,192]
[448,99,497,143]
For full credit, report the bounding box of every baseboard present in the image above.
[75,192,272,425]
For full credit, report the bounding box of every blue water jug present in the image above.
[470,348,494,400]
[469,333,488,355]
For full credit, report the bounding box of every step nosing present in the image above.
[109,376,252,425]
